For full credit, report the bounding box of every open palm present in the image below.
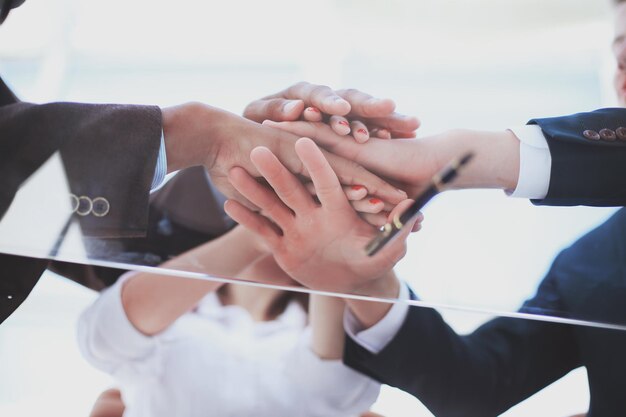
[224,137,416,294]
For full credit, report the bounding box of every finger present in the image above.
[372,200,417,263]
[336,89,396,118]
[223,200,281,249]
[243,98,305,123]
[329,115,351,136]
[390,130,417,139]
[227,167,294,230]
[370,128,391,140]
[359,212,388,228]
[265,121,407,204]
[346,184,368,200]
[250,146,316,214]
[302,107,323,122]
[350,120,370,143]
[284,82,351,116]
[264,120,363,157]
[411,212,423,233]
[367,114,420,134]
[294,137,351,211]
[350,197,386,214]
[305,183,368,201]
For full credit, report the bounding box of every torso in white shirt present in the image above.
[79,281,379,417]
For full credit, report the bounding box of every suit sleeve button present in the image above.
[76,196,93,216]
[583,130,600,141]
[616,127,626,141]
[599,129,617,141]
[92,197,110,217]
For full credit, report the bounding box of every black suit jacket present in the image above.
[345,109,626,416]
[0,77,162,323]
[345,209,626,417]
[531,108,626,206]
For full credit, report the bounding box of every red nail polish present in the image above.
[369,198,382,205]
[307,107,320,113]
[358,129,368,135]
[338,120,349,126]
[351,185,364,191]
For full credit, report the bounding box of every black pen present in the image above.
[364,152,474,257]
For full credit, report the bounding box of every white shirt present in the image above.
[78,275,380,417]
[345,126,552,353]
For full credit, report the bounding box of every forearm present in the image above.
[310,295,346,359]
[162,102,234,173]
[430,129,520,191]
[122,226,267,335]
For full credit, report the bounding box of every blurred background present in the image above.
[0,0,621,415]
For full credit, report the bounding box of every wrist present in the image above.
[346,272,400,329]
[162,102,226,173]
[437,129,520,191]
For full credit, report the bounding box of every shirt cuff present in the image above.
[150,131,168,191]
[343,282,410,354]
[507,125,551,199]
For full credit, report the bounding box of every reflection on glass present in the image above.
[0,158,624,330]
[79,256,380,416]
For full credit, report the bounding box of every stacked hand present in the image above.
[223,137,421,296]
[244,82,420,142]
[161,102,408,211]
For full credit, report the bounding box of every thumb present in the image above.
[243,98,304,123]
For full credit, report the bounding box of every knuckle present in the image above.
[267,99,285,116]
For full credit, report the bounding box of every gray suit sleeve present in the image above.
[0,101,162,238]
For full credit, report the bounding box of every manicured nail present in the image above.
[283,100,300,114]
[369,198,382,205]
[338,120,349,126]
[351,185,365,191]
[306,107,320,113]
[357,129,368,135]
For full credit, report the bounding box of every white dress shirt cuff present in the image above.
[343,282,410,354]
[150,132,168,191]
[506,125,551,199]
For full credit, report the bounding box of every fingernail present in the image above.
[306,107,320,113]
[283,100,300,114]
[357,129,368,135]
[351,185,365,191]
[338,120,349,127]
[369,198,382,205]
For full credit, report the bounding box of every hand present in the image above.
[263,120,521,196]
[243,82,420,143]
[161,102,407,209]
[223,137,420,295]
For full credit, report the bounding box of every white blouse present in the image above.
[77,276,380,417]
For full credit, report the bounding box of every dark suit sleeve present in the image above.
[0,79,162,324]
[343,255,581,417]
[0,101,162,238]
[529,108,626,206]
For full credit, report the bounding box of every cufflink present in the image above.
[76,196,93,216]
[92,197,110,217]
